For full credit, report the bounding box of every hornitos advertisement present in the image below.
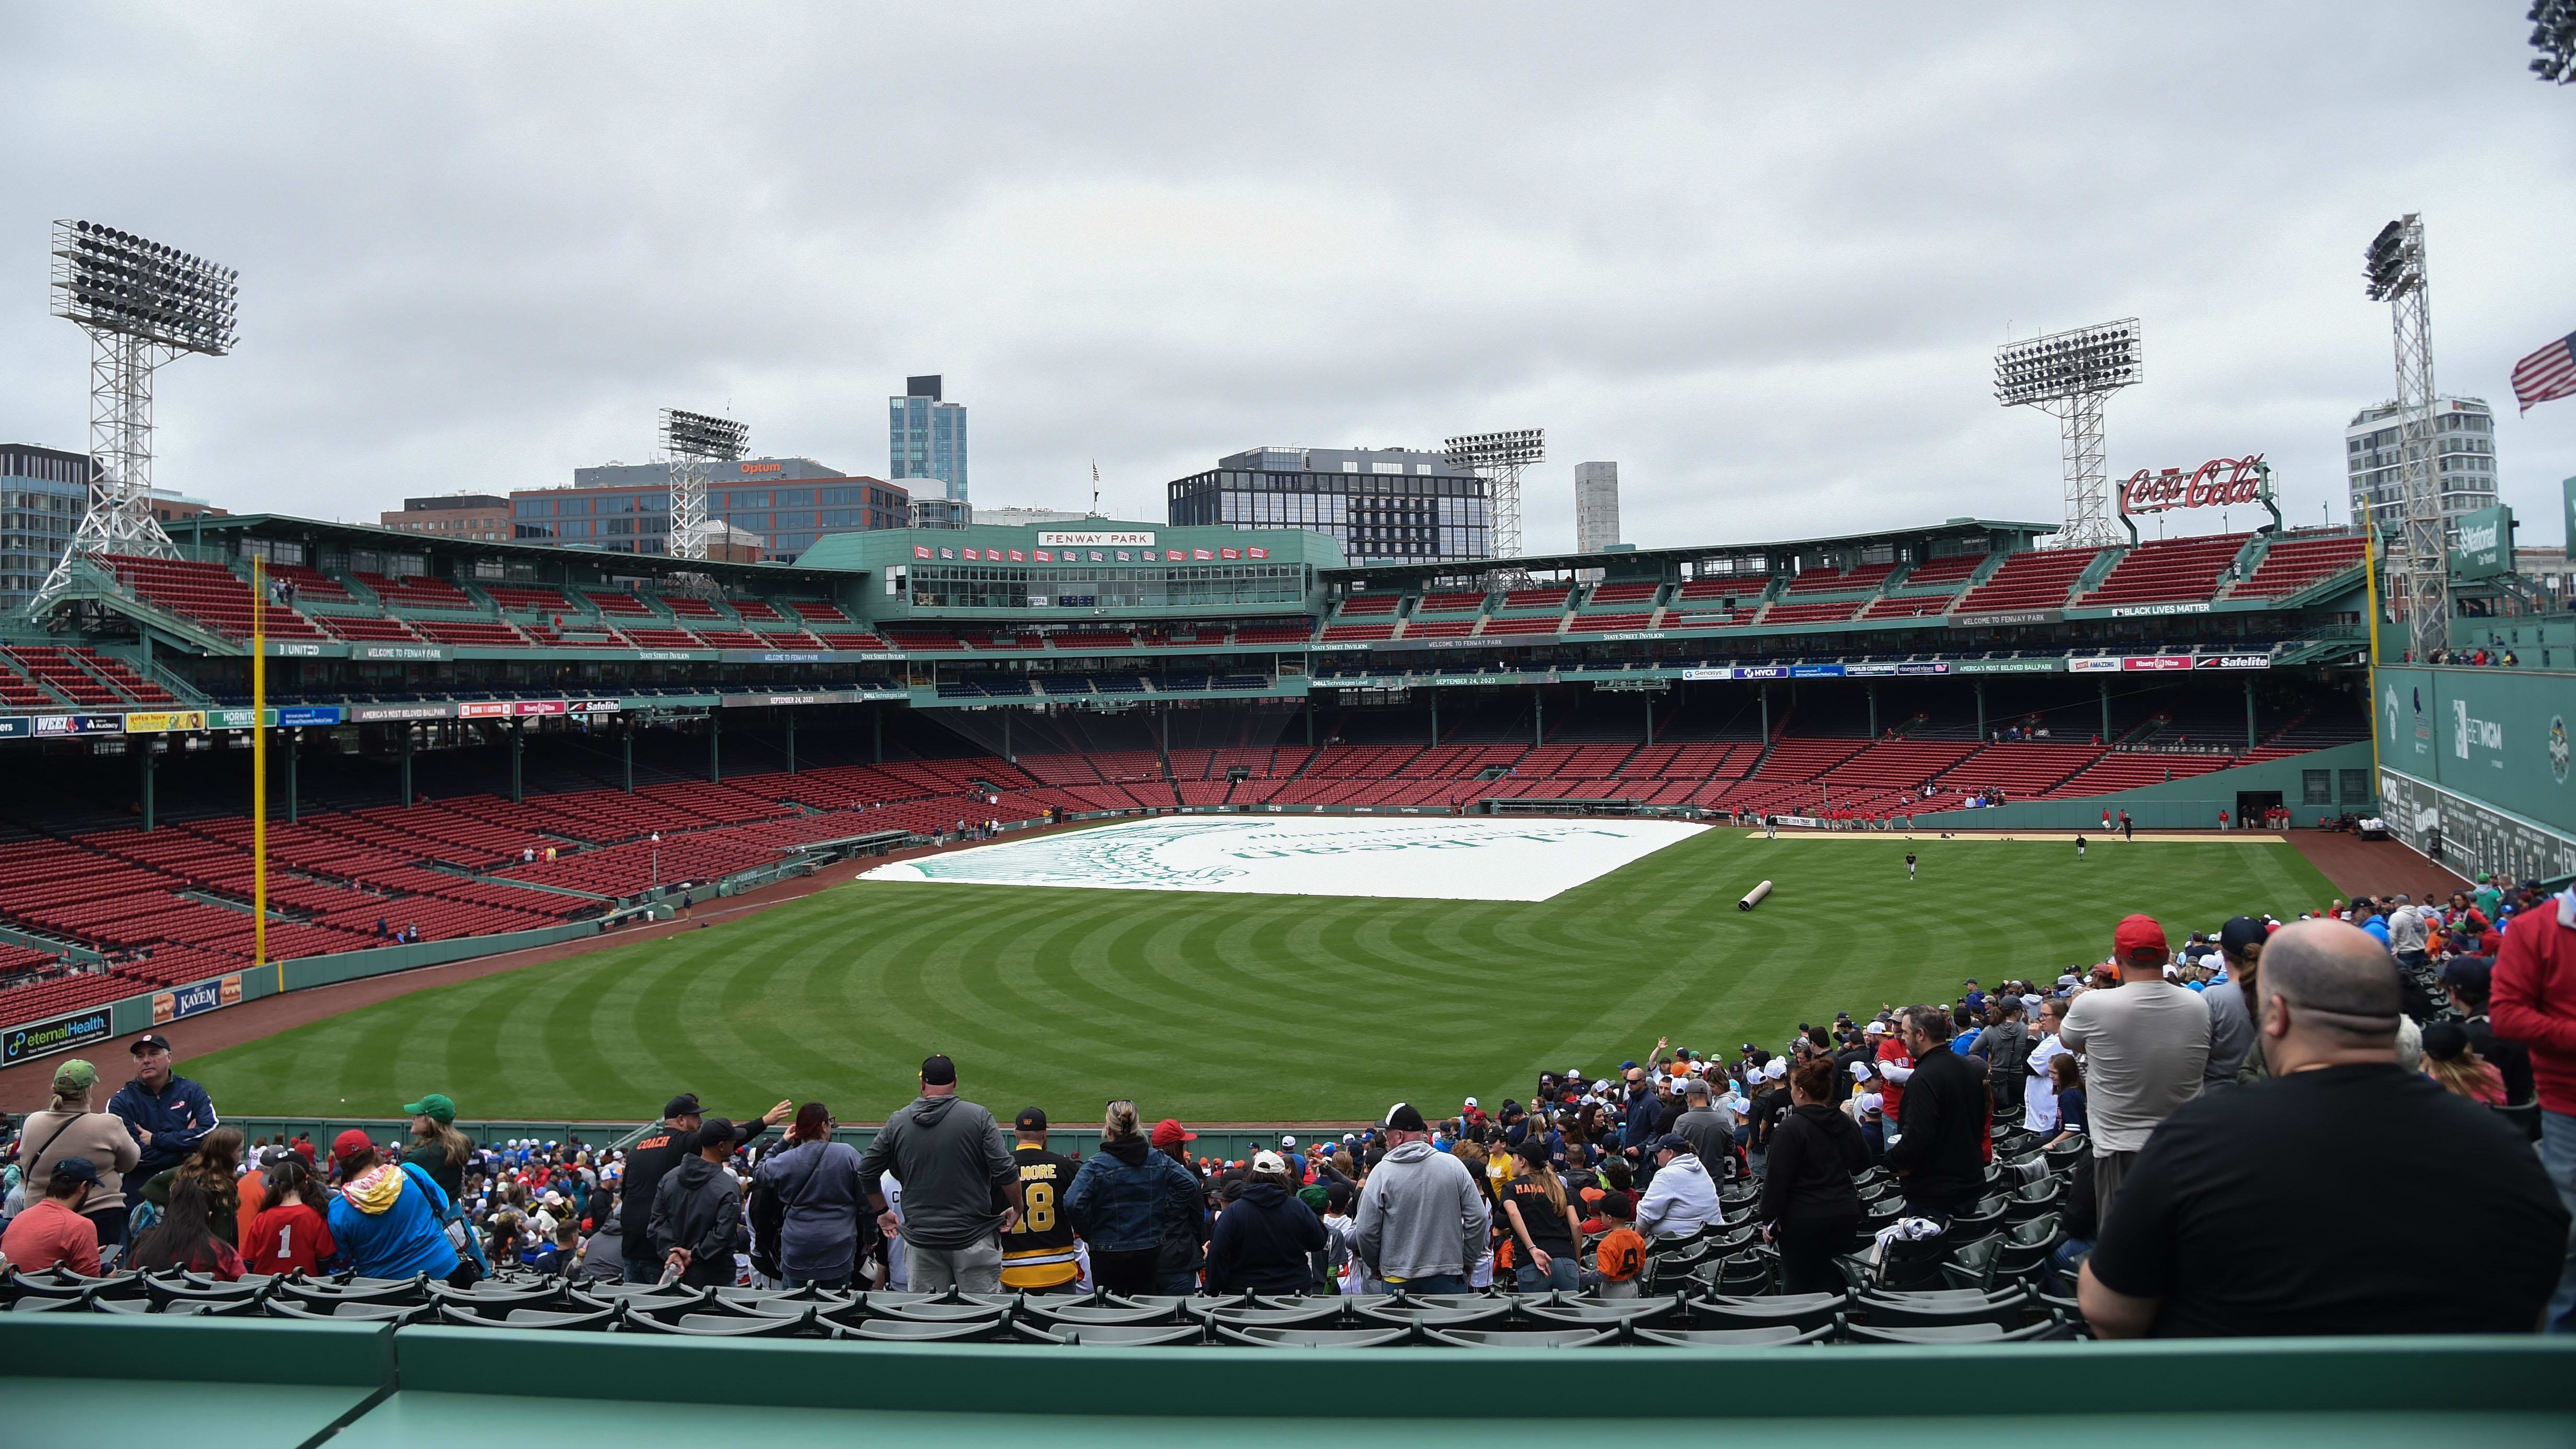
[2374,664,2576,879]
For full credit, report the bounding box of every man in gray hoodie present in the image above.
[857,1055,1022,1292]
[1353,1102,1488,1294]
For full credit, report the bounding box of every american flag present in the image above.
[2511,330,2576,413]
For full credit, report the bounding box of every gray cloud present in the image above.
[1,2,2567,549]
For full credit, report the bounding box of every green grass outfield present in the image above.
[186,829,2337,1123]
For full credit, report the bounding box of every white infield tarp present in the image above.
[859,816,1706,901]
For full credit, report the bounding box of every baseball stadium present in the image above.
[0,507,2405,1112]
[8,121,2576,1449]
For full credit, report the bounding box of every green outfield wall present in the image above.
[2371,665,2576,880]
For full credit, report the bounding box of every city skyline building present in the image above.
[519,455,906,558]
[890,374,969,503]
[382,493,511,542]
[1,442,92,615]
[1574,461,1620,554]
[2345,395,2500,537]
[1166,444,1491,564]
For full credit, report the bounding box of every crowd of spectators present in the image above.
[3,869,2573,1341]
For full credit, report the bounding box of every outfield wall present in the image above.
[0,919,610,1072]
[2371,665,2576,880]
[1910,742,2375,832]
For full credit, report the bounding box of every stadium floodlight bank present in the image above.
[36,220,242,609]
[1994,319,2142,553]
[1444,428,1545,562]
[2363,213,2451,665]
[661,408,750,563]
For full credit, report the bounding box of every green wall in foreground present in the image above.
[5,1316,2575,1448]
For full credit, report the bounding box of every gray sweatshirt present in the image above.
[853,1094,1015,1251]
[1353,1140,1488,1283]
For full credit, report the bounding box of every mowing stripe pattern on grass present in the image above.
[187,832,2339,1123]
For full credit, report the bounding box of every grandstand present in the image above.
[0,508,2389,1038]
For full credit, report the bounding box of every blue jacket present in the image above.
[1622,1089,1660,1150]
[327,1163,461,1280]
[107,1074,219,1199]
[1064,1140,1201,1254]
[1206,1182,1326,1293]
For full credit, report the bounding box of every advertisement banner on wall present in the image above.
[2121,656,2194,672]
[512,700,568,717]
[0,717,31,739]
[2377,767,2576,881]
[2068,657,2122,673]
[277,706,344,728]
[151,973,242,1026]
[34,714,126,737]
[123,711,207,734]
[566,700,622,716]
[353,644,448,662]
[457,702,513,719]
[2450,504,2513,580]
[3,1006,113,1066]
[2193,654,2271,670]
[1957,658,2063,674]
[1789,663,1845,678]
[348,702,456,723]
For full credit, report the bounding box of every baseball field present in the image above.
[181,820,2338,1123]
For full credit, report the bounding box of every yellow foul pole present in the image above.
[2361,528,2383,788]
[251,557,267,975]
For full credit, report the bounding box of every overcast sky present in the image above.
[3,3,2570,552]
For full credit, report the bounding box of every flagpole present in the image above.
[251,557,267,977]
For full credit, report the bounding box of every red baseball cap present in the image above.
[2113,914,2168,957]
[1151,1119,1197,1148]
[331,1128,375,1167]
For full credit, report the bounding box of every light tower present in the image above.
[35,220,240,610]
[1443,428,1544,561]
[2364,214,2449,664]
[660,408,748,561]
[1994,319,2142,549]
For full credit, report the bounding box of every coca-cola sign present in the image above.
[2118,455,2268,515]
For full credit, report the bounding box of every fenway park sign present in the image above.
[2119,455,2268,515]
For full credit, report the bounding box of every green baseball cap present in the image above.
[51,1059,98,1092]
[402,1093,456,1124]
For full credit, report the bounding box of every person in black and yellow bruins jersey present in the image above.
[1000,1107,1084,1292]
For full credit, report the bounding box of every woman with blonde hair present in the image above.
[13,1057,140,1254]
[1064,1099,1202,1296]
[2419,1021,2507,1105]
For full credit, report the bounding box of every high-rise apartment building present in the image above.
[2345,396,2500,535]
[1574,462,1620,554]
[1167,445,1491,564]
[890,375,969,503]
[0,443,89,615]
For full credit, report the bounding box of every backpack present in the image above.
[1595,1227,1646,1284]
